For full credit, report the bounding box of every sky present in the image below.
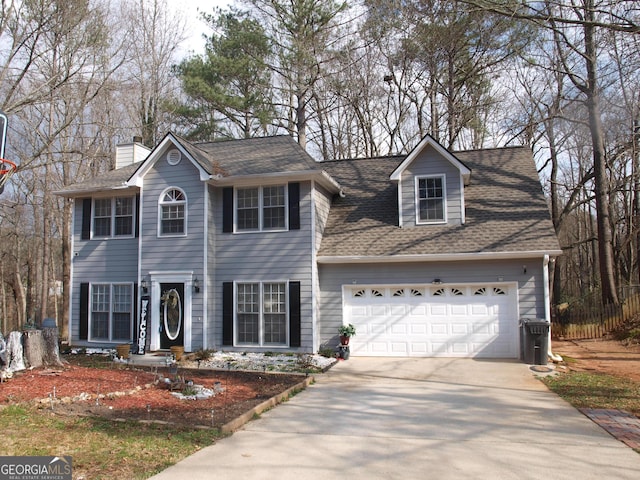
[175,0,233,54]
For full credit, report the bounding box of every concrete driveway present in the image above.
[149,358,640,480]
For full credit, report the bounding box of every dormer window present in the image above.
[416,175,446,224]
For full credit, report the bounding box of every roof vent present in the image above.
[167,149,182,165]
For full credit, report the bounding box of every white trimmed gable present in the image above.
[126,133,212,187]
[390,135,471,228]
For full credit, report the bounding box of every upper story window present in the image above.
[93,197,134,238]
[236,185,286,232]
[416,175,446,224]
[159,188,186,236]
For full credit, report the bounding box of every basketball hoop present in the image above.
[0,157,17,194]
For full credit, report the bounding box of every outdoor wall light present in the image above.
[193,277,200,293]
[141,278,148,293]
[432,278,442,285]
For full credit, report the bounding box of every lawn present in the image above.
[1,404,221,479]
[543,371,640,417]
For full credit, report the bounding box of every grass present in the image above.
[0,404,221,479]
[543,371,640,417]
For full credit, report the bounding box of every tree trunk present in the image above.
[23,329,44,368]
[42,327,63,366]
[584,9,619,306]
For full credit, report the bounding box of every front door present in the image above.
[159,283,185,348]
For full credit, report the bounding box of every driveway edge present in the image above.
[220,376,314,434]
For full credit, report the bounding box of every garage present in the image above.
[343,283,519,358]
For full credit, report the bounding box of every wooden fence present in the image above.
[551,289,640,340]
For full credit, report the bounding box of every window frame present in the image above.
[415,174,447,224]
[158,187,187,237]
[234,281,289,347]
[89,282,134,342]
[234,185,288,233]
[91,196,135,239]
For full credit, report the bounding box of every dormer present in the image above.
[390,135,471,227]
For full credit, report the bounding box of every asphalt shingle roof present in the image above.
[56,134,559,258]
[317,146,560,257]
[188,135,320,177]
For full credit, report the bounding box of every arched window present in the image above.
[159,188,186,236]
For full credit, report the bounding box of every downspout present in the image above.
[544,255,563,362]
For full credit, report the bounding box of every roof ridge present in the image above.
[321,154,405,164]
[453,145,530,154]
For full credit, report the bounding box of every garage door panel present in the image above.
[344,283,519,358]
[390,324,407,335]
[451,323,468,335]
[431,323,448,335]
[391,343,408,354]
[411,324,427,335]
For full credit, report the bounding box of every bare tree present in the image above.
[120,0,187,146]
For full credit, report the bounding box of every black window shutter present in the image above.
[288,183,300,230]
[222,282,234,345]
[289,281,301,347]
[135,194,140,238]
[79,283,89,340]
[81,198,92,240]
[222,187,234,233]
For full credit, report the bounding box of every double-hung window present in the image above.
[90,283,133,342]
[236,185,286,231]
[159,188,186,236]
[236,282,287,346]
[416,175,446,223]
[93,197,134,237]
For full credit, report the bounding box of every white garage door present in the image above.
[344,284,519,358]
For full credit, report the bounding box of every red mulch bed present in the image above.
[0,362,305,429]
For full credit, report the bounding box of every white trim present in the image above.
[543,255,551,323]
[311,180,318,352]
[157,186,188,238]
[87,282,135,343]
[415,174,447,225]
[460,175,466,224]
[210,169,342,195]
[233,280,290,348]
[91,195,136,240]
[318,250,563,264]
[397,179,403,228]
[126,134,211,186]
[234,184,288,233]
[390,134,471,183]
[148,271,195,351]
[202,181,209,350]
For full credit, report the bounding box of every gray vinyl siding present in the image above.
[211,181,315,352]
[317,258,546,348]
[70,199,139,343]
[139,154,206,349]
[314,183,332,252]
[401,145,463,226]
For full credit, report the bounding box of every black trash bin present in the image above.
[520,318,550,365]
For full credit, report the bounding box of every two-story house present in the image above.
[56,133,561,358]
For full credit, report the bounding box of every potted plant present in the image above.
[116,344,130,360]
[338,323,356,345]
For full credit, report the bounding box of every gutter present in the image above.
[317,250,563,264]
[544,254,563,363]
